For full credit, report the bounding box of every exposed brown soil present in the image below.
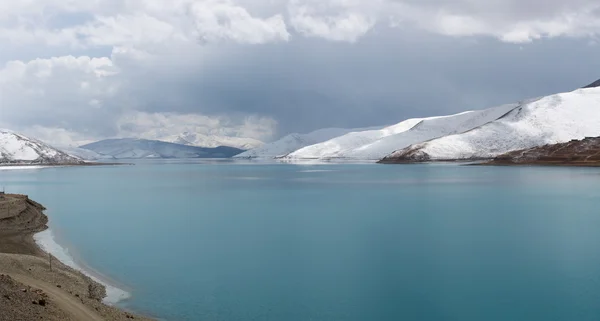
[484,137,600,167]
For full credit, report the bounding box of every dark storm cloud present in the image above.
[115,26,600,136]
[3,0,600,144]
[390,0,599,19]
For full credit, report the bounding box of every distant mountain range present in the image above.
[55,145,117,161]
[160,132,264,150]
[240,80,600,163]
[80,139,244,159]
[2,79,600,165]
[0,134,246,163]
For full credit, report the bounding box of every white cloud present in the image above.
[0,55,119,143]
[0,54,278,145]
[2,1,600,47]
[21,126,97,147]
[288,0,380,42]
[387,0,600,43]
[0,55,118,110]
[188,0,290,44]
[0,0,290,49]
[77,14,182,47]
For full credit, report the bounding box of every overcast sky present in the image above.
[1,0,600,146]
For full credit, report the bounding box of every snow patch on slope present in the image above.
[385,88,600,161]
[286,118,424,159]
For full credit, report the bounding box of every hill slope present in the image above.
[54,146,116,161]
[484,137,600,166]
[380,88,600,163]
[287,103,518,160]
[80,139,243,159]
[0,130,82,164]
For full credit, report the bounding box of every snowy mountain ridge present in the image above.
[381,87,600,162]
[286,103,519,160]
[0,129,83,164]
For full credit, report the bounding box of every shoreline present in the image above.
[33,230,132,305]
[476,161,600,167]
[0,162,134,167]
[0,193,154,320]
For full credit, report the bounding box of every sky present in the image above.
[1,0,600,146]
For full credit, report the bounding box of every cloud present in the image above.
[0,53,277,145]
[0,55,120,137]
[188,0,290,44]
[116,111,277,142]
[21,126,97,147]
[0,0,290,49]
[387,0,600,43]
[2,1,600,47]
[2,0,600,148]
[288,0,381,42]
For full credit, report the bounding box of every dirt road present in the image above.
[9,273,104,321]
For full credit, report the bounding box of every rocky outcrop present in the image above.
[484,137,600,166]
[0,274,71,321]
[583,79,600,88]
[378,145,433,164]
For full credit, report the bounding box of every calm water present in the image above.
[2,161,600,321]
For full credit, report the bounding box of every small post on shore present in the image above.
[49,253,52,271]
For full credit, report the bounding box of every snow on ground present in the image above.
[287,103,519,160]
[384,88,600,161]
[0,130,79,163]
[0,131,44,160]
[235,128,375,158]
[286,118,423,159]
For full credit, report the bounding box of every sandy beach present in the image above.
[0,193,153,321]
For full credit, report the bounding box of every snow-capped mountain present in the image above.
[0,130,82,164]
[286,103,518,160]
[234,128,373,158]
[381,87,600,162]
[80,138,243,159]
[161,132,264,150]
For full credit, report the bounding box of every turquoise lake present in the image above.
[2,161,600,320]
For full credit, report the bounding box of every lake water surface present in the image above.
[2,161,600,321]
